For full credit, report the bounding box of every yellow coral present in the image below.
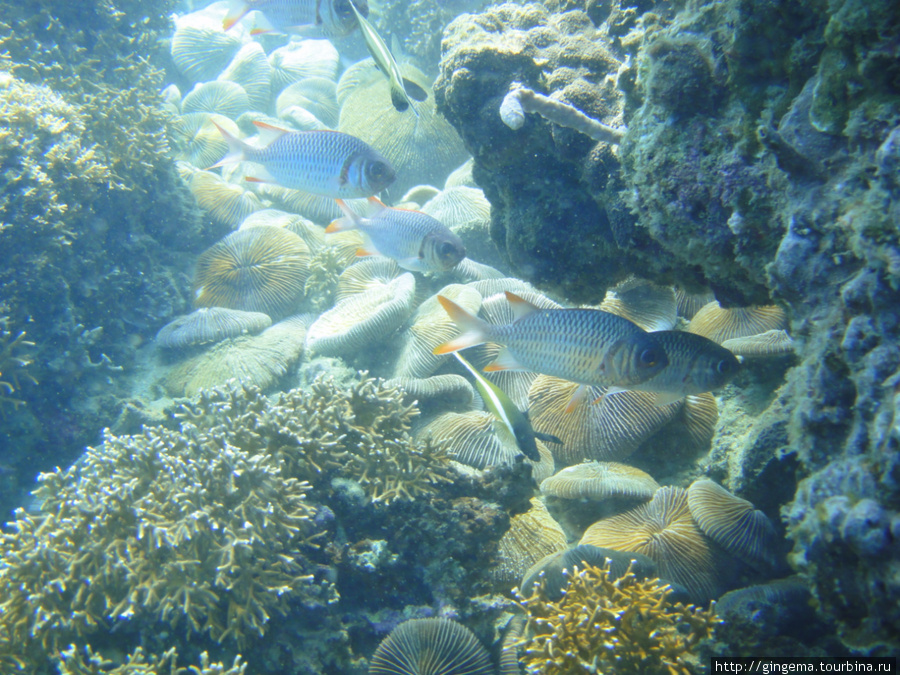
[515,562,719,675]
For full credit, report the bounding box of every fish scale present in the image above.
[487,308,661,386]
[434,294,669,391]
[212,121,396,199]
[327,199,466,272]
[224,0,364,37]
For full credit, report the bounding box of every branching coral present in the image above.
[176,375,455,504]
[56,645,246,675]
[500,86,625,145]
[514,562,719,675]
[0,314,37,411]
[0,393,329,670]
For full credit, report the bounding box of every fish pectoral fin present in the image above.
[652,391,684,407]
[564,384,590,414]
[505,292,540,321]
[402,78,429,102]
[325,217,354,234]
[397,256,426,271]
[390,88,411,112]
[482,348,525,372]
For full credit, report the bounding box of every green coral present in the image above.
[57,646,246,675]
[514,562,719,675]
[0,314,36,412]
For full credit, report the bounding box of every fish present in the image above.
[433,292,669,396]
[347,0,428,114]
[606,330,742,405]
[223,0,367,37]
[325,197,467,272]
[210,121,395,199]
[453,352,561,462]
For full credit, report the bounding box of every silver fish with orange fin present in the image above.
[433,292,669,394]
[223,0,366,37]
[210,121,395,199]
[326,197,466,272]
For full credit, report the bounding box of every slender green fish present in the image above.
[348,0,428,114]
[453,352,560,462]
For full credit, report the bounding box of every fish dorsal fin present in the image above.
[505,292,540,321]
[252,121,291,146]
[366,196,388,215]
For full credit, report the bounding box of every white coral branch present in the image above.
[500,86,625,145]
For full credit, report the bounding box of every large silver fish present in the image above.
[326,197,466,272]
[433,292,669,392]
[347,0,428,114]
[224,0,367,37]
[211,121,395,199]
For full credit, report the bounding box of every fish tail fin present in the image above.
[433,296,489,354]
[207,122,247,169]
[222,1,249,31]
[325,199,362,233]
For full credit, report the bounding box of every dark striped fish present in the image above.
[223,0,367,37]
[434,292,668,391]
[608,330,741,405]
[211,121,395,199]
[326,197,466,272]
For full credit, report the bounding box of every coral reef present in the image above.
[436,0,900,653]
[515,562,719,675]
[0,0,206,505]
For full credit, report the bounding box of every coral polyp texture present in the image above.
[515,562,719,675]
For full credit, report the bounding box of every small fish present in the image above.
[453,352,561,462]
[211,121,395,199]
[433,292,669,395]
[607,330,742,405]
[326,197,466,272]
[347,0,428,114]
[223,0,367,37]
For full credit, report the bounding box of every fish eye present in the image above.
[639,347,661,367]
[367,161,391,182]
[439,241,457,259]
[717,359,734,374]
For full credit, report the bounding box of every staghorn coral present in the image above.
[56,646,246,675]
[515,561,719,675]
[176,375,455,505]
[0,396,329,670]
[0,314,37,412]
